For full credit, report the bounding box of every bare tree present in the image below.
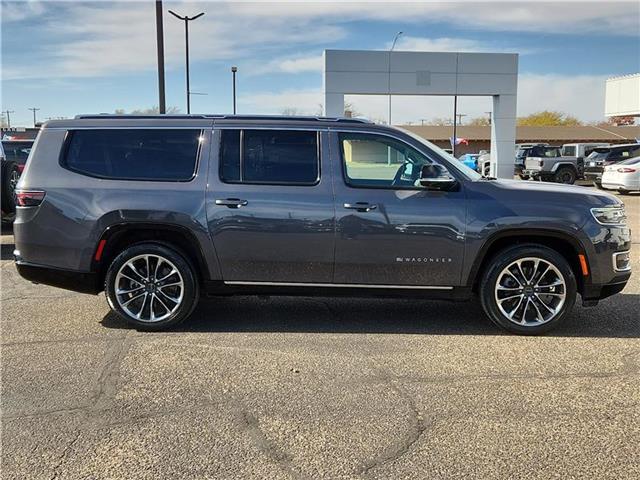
[115,106,181,115]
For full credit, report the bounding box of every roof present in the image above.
[73,114,371,124]
[401,125,640,142]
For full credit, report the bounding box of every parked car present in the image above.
[478,152,492,177]
[584,144,640,188]
[601,156,640,194]
[561,143,609,164]
[0,139,33,223]
[515,144,555,178]
[522,149,584,184]
[13,115,631,335]
[458,153,480,172]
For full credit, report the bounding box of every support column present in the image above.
[490,93,517,179]
[324,92,344,117]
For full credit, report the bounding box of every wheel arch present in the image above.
[551,162,578,173]
[92,222,211,287]
[468,229,588,295]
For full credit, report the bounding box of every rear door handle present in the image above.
[215,198,248,208]
[343,202,377,212]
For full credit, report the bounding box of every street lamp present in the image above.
[388,31,403,126]
[168,9,205,114]
[231,66,238,114]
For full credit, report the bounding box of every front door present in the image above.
[331,131,466,287]
[207,128,335,283]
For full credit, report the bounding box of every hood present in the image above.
[479,178,622,207]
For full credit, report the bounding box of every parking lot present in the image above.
[1,187,638,480]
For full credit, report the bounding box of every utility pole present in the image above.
[168,9,205,114]
[28,107,40,127]
[452,96,458,157]
[231,66,238,114]
[388,31,403,126]
[455,113,467,125]
[420,118,428,126]
[2,110,14,129]
[155,0,166,114]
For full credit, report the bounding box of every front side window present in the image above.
[63,129,201,181]
[561,146,576,156]
[220,129,319,185]
[339,132,434,188]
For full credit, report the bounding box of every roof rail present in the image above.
[73,113,372,123]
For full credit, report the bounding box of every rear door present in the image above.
[330,130,466,287]
[206,127,335,283]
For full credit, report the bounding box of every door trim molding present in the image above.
[224,280,453,290]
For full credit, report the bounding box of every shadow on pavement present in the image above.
[100,293,640,338]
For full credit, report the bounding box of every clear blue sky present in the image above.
[2,0,639,127]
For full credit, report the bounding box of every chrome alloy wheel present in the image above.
[494,257,566,326]
[115,254,184,322]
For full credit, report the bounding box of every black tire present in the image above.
[593,181,603,189]
[105,243,199,330]
[1,161,20,214]
[554,167,576,184]
[479,244,577,335]
[618,188,630,195]
[518,174,529,180]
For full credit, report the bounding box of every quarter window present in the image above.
[220,129,319,185]
[339,133,434,188]
[62,129,201,181]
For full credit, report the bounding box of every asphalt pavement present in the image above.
[1,188,638,479]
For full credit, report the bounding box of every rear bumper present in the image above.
[14,252,101,294]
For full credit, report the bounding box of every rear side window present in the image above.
[220,129,319,185]
[561,146,576,156]
[62,129,202,181]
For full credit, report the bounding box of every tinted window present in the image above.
[2,141,33,165]
[339,133,434,188]
[561,146,576,156]
[63,129,201,181]
[220,129,318,184]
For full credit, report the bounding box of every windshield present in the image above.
[618,156,640,166]
[399,127,483,180]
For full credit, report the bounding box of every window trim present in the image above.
[337,131,443,191]
[58,128,203,182]
[218,128,321,187]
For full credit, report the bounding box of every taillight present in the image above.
[617,167,636,173]
[15,190,46,207]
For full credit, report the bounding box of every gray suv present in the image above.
[13,115,632,334]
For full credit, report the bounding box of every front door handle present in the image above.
[215,198,248,208]
[343,202,377,212]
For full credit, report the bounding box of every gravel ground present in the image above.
[1,188,638,479]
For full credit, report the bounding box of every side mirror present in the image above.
[419,164,457,191]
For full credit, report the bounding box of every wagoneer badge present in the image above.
[396,257,453,263]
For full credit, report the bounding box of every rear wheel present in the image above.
[480,245,577,335]
[1,161,20,215]
[593,181,603,189]
[105,243,199,330]
[554,167,576,184]
[618,188,630,195]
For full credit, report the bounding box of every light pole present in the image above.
[168,9,205,114]
[231,66,237,114]
[155,0,166,114]
[388,31,403,126]
[28,107,40,127]
[2,110,14,129]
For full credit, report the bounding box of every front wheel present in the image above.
[480,245,577,335]
[105,243,199,330]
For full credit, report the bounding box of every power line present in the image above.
[28,107,41,127]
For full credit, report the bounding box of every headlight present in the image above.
[590,205,627,226]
